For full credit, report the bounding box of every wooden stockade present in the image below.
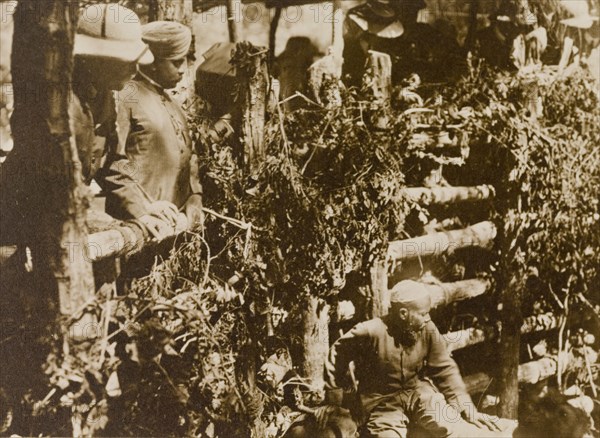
[6,8,558,427]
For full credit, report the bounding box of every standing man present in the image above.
[314,280,503,437]
[103,21,203,230]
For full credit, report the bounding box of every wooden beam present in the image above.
[387,221,497,261]
[404,185,496,205]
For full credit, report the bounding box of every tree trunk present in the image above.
[9,0,93,329]
[302,296,330,392]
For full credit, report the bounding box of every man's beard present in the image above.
[389,323,419,348]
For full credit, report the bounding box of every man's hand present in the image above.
[147,200,180,226]
[138,214,174,240]
[182,194,204,229]
[312,405,338,431]
[462,409,502,432]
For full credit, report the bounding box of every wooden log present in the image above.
[521,312,560,334]
[86,213,188,262]
[387,221,497,261]
[444,327,486,353]
[231,42,269,174]
[442,312,560,353]
[423,278,492,309]
[404,185,496,205]
[465,353,576,394]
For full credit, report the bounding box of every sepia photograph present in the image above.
[0,0,598,436]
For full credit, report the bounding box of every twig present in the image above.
[201,207,251,230]
[583,346,598,398]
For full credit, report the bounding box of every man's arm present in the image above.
[98,100,151,220]
[424,322,472,413]
[324,321,369,405]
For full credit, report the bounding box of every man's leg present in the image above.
[406,380,462,438]
[364,392,411,438]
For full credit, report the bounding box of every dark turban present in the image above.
[142,21,192,60]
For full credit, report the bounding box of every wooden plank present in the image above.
[404,185,495,205]
[387,221,497,261]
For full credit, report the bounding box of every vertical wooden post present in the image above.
[302,296,330,392]
[370,260,389,318]
[231,42,268,174]
[331,0,345,75]
[226,0,241,43]
[9,0,94,329]
[363,50,392,129]
[308,53,342,107]
[268,6,282,59]
[498,275,523,418]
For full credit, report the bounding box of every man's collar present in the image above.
[137,70,166,93]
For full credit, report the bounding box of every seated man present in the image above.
[315,280,502,437]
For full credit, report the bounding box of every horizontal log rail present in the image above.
[464,352,574,393]
[387,221,497,261]
[404,185,495,205]
[86,213,189,262]
[425,278,492,309]
[444,312,561,353]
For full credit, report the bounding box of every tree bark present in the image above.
[9,0,93,326]
[387,221,497,261]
